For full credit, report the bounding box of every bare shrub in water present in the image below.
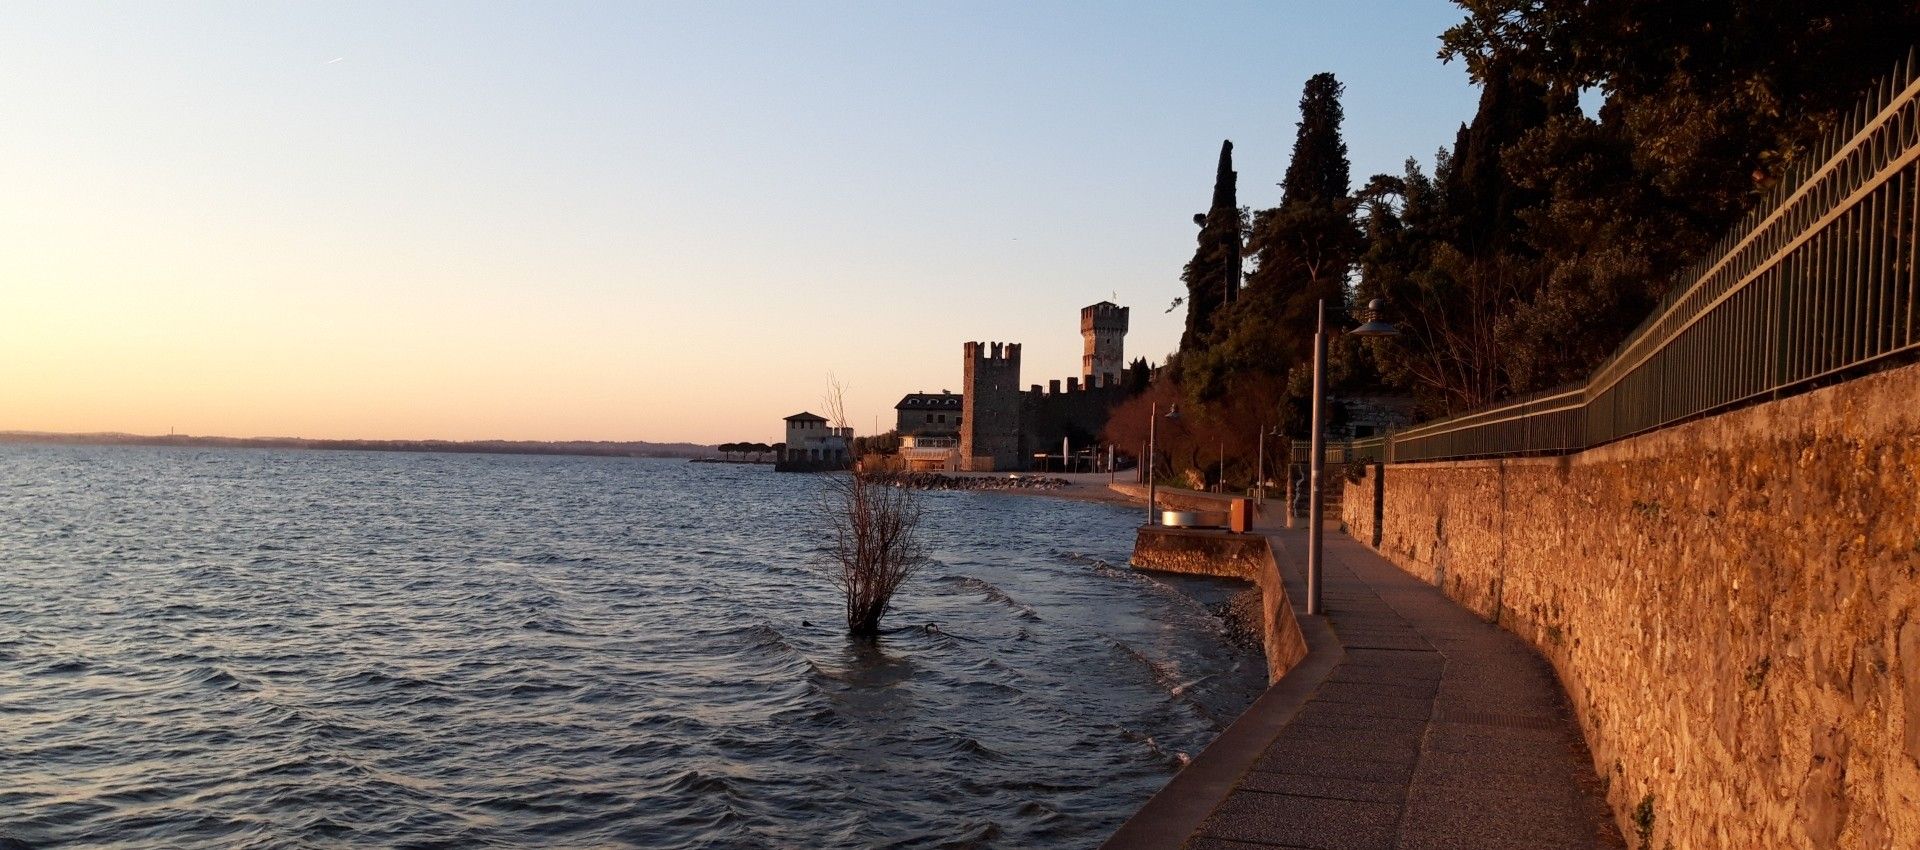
[820,470,926,637]
[817,375,926,637]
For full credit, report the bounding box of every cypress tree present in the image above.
[1178,140,1240,354]
[1180,74,1364,414]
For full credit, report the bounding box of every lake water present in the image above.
[0,444,1264,849]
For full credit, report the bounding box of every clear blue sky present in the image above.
[1,1,1480,443]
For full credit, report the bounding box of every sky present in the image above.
[1,1,1481,444]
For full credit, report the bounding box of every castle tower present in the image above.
[960,341,1022,471]
[1081,302,1129,386]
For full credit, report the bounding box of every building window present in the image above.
[925,414,933,423]
[937,414,945,423]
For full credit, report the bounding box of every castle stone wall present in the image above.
[960,341,1022,471]
[1020,378,1127,466]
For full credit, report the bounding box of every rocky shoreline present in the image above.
[872,472,1073,491]
[1210,587,1265,652]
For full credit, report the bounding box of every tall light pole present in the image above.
[1256,424,1278,504]
[1145,402,1180,526]
[1306,301,1330,613]
[1255,426,1263,503]
[1306,298,1397,615]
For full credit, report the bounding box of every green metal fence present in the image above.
[1373,50,1920,463]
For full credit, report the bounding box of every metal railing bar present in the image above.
[1388,341,1920,464]
[1586,76,1920,387]
[1674,75,1920,318]
[1586,141,1920,403]
[1390,389,1585,440]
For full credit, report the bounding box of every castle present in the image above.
[947,301,1135,472]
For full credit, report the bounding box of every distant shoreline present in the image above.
[0,431,717,460]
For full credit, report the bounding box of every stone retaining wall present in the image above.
[1132,527,1308,683]
[1342,362,1920,849]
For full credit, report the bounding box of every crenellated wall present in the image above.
[1342,362,1920,850]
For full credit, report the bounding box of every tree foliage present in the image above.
[1401,0,1920,400]
[1108,4,1919,484]
[1182,73,1364,428]
[1179,141,1244,352]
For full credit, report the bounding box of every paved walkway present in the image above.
[1183,528,1624,850]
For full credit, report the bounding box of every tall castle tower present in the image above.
[960,341,1021,471]
[1081,302,1129,386]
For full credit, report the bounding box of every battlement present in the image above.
[1080,302,1130,333]
[1027,373,1123,396]
[963,340,1022,363]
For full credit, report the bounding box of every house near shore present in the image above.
[894,392,962,471]
[775,412,852,471]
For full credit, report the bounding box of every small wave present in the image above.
[519,616,583,635]
[1103,636,1221,725]
[505,679,579,697]
[935,575,1042,621]
[659,769,746,800]
[188,665,252,693]
[1122,729,1193,770]
[333,669,431,691]
[937,735,1005,762]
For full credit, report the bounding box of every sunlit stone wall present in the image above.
[1343,361,1920,850]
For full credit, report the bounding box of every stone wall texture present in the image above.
[1132,527,1308,683]
[960,341,1022,472]
[1342,362,1920,850]
[1021,383,1128,464]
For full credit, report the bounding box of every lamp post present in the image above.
[1305,298,1397,615]
[1145,402,1181,526]
[1255,424,1279,504]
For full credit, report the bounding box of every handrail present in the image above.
[1369,49,1920,463]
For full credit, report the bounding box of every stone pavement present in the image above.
[1183,528,1624,850]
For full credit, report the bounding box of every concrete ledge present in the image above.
[1131,527,1308,682]
[1108,482,1239,513]
[1105,533,1338,849]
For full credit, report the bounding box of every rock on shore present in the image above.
[1210,587,1264,652]
[872,472,1072,492]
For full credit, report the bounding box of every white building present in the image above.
[779,412,852,470]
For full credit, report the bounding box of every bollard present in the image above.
[1228,498,1253,534]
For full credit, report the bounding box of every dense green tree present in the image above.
[1353,1,1920,409]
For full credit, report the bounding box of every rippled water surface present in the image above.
[0,444,1264,848]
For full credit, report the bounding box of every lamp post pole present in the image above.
[1306,299,1329,616]
[1146,402,1159,526]
[1255,424,1264,505]
[1300,297,1397,616]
